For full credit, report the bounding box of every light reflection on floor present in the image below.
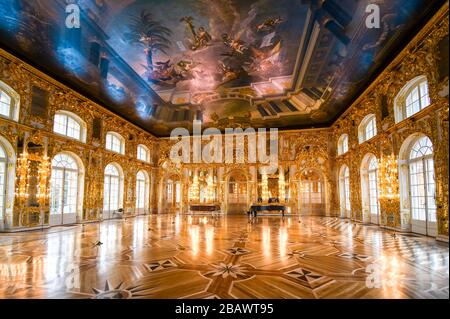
[0,215,448,299]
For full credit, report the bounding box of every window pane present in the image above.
[106,133,123,154]
[67,117,81,140]
[50,169,64,215]
[137,145,149,162]
[0,91,11,117]
[419,81,430,110]
[63,170,78,214]
[405,80,431,119]
[103,177,110,210]
[53,113,82,141]
[338,135,348,155]
[368,167,379,215]
[53,114,67,135]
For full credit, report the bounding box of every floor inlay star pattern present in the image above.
[0,215,448,299]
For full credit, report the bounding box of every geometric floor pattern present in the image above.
[0,215,448,299]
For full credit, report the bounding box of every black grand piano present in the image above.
[249,198,286,217]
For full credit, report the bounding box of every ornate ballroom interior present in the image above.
[0,0,448,299]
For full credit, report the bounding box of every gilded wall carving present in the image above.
[0,50,157,231]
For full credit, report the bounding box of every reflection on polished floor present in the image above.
[0,215,448,299]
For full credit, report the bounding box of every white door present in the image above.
[50,154,79,225]
[409,137,437,237]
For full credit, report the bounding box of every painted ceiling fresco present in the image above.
[0,0,445,136]
[108,0,307,93]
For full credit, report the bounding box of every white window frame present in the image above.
[105,132,125,155]
[408,136,436,236]
[53,110,87,142]
[358,114,377,144]
[137,144,150,163]
[337,134,349,155]
[0,80,20,121]
[394,76,431,123]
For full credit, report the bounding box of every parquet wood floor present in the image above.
[0,215,448,299]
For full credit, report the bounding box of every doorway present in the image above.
[227,172,247,214]
[298,169,324,215]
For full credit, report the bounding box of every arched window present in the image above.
[103,163,124,219]
[136,170,150,215]
[358,114,377,143]
[50,153,84,225]
[53,110,87,142]
[394,76,431,123]
[0,137,16,230]
[360,154,379,224]
[137,144,150,163]
[339,165,351,218]
[408,136,436,236]
[105,132,125,155]
[337,134,349,155]
[0,80,20,121]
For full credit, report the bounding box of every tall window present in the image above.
[0,80,19,121]
[50,153,82,225]
[137,144,150,162]
[53,111,86,142]
[136,170,149,214]
[361,154,379,224]
[103,163,122,212]
[358,114,377,143]
[408,136,436,235]
[337,134,348,155]
[105,132,125,155]
[394,76,431,122]
[339,165,351,218]
[0,144,7,218]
